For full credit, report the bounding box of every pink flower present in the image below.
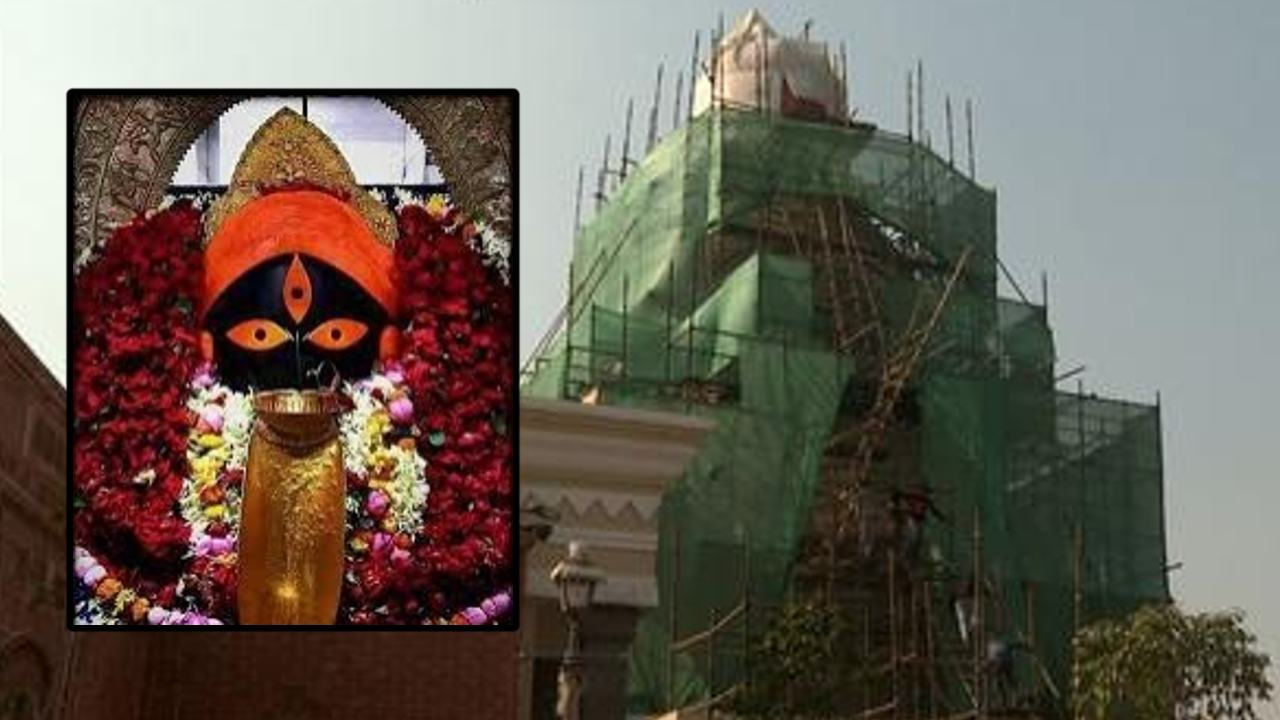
[191,367,215,389]
[372,532,392,555]
[147,607,168,625]
[388,396,415,425]
[83,565,108,587]
[199,405,224,433]
[462,606,488,625]
[74,556,97,578]
[366,490,390,518]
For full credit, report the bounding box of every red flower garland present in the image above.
[73,199,514,625]
[73,203,204,600]
[342,204,514,623]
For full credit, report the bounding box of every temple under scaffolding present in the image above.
[522,10,1167,719]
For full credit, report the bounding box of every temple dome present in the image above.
[693,9,849,123]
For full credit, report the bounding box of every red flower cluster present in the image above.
[73,204,205,590]
[341,204,513,623]
[74,199,513,625]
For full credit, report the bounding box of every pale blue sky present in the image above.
[2,0,1276,705]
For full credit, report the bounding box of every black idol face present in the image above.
[204,253,386,391]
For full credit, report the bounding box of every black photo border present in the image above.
[65,88,520,633]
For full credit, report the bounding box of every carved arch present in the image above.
[72,93,512,260]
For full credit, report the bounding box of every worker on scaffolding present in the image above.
[951,576,1025,710]
[986,636,1024,709]
[889,483,944,575]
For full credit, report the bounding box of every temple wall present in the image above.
[135,634,515,719]
[0,315,67,719]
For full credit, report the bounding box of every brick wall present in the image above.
[63,632,516,719]
[63,635,150,720]
[0,315,68,719]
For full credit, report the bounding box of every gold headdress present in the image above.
[203,107,397,247]
[201,108,399,318]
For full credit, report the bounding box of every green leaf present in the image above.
[1074,603,1271,720]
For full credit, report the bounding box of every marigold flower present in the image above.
[95,577,123,602]
[130,597,151,623]
[197,433,224,449]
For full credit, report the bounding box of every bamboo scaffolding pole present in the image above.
[620,98,634,183]
[946,95,955,167]
[668,524,681,710]
[672,71,684,132]
[670,603,747,652]
[647,64,663,154]
[688,31,699,121]
[890,548,900,720]
[974,506,986,720]
[925,580,939,717]
[572,165,584,238]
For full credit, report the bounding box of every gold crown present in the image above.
[203,107,397,247]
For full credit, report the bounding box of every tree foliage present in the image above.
[1074,603,1272,720]
[733,599,850,718]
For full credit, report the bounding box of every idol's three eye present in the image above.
[305,318,369,351]
[226,319,292,351]
[283,254,313,323]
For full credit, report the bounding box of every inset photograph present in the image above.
[70,92,515,627]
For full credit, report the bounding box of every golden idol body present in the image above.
[238,391,346,624]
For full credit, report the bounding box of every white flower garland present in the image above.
[182,380,252,558]
[339,372,431,535]
[470,220,511,285]
[74,367,433,625]
[179,367,430,562]
[386,445,429,535]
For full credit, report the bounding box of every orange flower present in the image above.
[96,577,123,603]
[130,597,151,623]
[199,483,226,505]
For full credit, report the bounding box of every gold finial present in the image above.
[204,108,397,247]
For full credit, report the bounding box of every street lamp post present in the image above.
[551,541,604,720]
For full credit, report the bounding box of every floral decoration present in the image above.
[72,191,513,625]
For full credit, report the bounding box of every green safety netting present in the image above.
[522,106,1166,717]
